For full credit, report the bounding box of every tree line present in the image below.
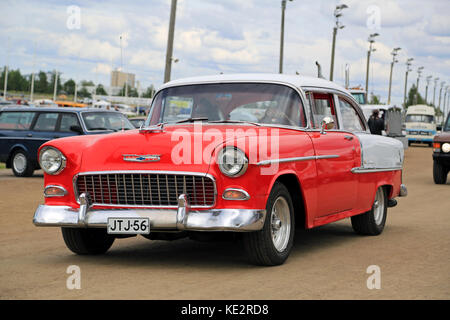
[0,67,155,99]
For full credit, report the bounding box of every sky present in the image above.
[1,0,450,106]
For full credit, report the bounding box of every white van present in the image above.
[405,105,436,146]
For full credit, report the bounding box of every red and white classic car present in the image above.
[33,74,407,266]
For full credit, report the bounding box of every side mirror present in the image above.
[70,125,83,135]
[320,116,335,134]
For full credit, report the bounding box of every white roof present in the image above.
[160,73,350,94]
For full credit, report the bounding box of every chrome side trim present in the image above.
[44,185,68,198]
[256,155,339,166]
[72,170,217,209]
[351,167,403,174]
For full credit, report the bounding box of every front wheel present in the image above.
[61,228,115,255]
[242,182,295,266]
[433,160,448,184]
[351,187,387,235]
[11,150,34,177]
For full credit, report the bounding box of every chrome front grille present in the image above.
[75,172,216,207]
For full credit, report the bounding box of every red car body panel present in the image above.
[40,122,401,230]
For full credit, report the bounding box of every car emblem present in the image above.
[122,154,161,162]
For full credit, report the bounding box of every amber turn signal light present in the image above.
[433,142,440,152]
[44,186,67,197]
[222,188,250,201]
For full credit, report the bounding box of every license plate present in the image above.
[107,218,150,235]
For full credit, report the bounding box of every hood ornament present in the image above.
[123,154,161,162]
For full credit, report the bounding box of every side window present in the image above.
[59,113,80,132]
[338,97,365,132]
[309,93,338,129]
[33,113,59,131]
[0,112,35,130]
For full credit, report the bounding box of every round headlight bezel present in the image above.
[442,143,450,153]
[39,146,67,175]
[217,147,248,178]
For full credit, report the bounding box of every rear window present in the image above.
[33,113,59,131]
[0,112,35,130]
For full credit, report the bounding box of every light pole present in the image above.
[414,66,424,104]
[164,0,178,83]
[279,0,293,74]
[330,4,348,81]
[433,77,440,107]
[443,86,449,118]
[365,33,379,102]
[438,81,446,111]
[53,70,59,101]
[425,75,432,103]
[387,47,401,105]
[403,58,413,107]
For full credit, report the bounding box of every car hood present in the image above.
[44,125,265,174]
[434,131,450,143]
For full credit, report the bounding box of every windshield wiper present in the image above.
[208,119,261,126]
[89,127,115,131]
[175,117,209,124]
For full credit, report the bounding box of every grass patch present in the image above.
[0,163,5,169]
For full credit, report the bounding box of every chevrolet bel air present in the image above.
[33,74,408,266]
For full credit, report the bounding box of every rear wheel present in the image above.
[243,182,295,266]
[351,187,387,235]
[61,228,115,255]
[11,150,34,177]
[433,160,448,184]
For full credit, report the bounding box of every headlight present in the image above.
[39,147,66,175]
[217,147,248,177]
[442,143,450,153]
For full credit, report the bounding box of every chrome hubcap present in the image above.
[373,188,385,225]
[270,196,291,252]
[13,153,26,173]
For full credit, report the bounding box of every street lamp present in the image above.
[387,47,401,105]
[329,4,348,81]
[438,81,446,111]
[425,75,433,103]
[403,58,413,107]
[365,33,379,102]
[164,0,178,83]
[279,0,293,74]
[433,77,440,107]
[414,66,424,104]
[443,86,449,117]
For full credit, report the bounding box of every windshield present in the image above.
[405,114,434,123]
[351,92,366,105]
[444,114,450,131]
[145,83,306,127]
[82,112,134,131]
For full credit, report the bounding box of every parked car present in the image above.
[0,107,134,177]
[129,116,146,128]
[432,112,450,184]
[33,74,407,266]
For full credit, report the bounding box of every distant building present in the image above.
[110,69,136,88]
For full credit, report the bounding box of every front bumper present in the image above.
[33,193,266,232]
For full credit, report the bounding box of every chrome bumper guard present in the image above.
[399,184,408,197]
[33,193,266,232]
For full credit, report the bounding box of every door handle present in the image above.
[27,133,32,137]
[344,135,353,140]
